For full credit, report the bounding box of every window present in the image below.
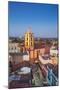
[11,47,13,50]
[27,37,28,40]
[31,37,32,41]
[31,42,32,46]
[26,42,28,46]
[15,47,16,50]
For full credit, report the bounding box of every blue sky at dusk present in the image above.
[8,2,58,38]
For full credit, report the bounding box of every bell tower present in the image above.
[25,27,34,49]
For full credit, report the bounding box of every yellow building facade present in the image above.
[25,30,34,49]
[25,30,39,62]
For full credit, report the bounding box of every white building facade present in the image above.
[9,42,20,53]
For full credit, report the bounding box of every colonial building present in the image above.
[24,29,47,62]
[9,53,23,64]
[9,42,20,53]
[50,46,58,56]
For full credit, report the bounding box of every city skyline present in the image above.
[8,1,58,38]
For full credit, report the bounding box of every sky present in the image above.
[8,1,58,38]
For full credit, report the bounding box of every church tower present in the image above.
[25,27,34,50]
